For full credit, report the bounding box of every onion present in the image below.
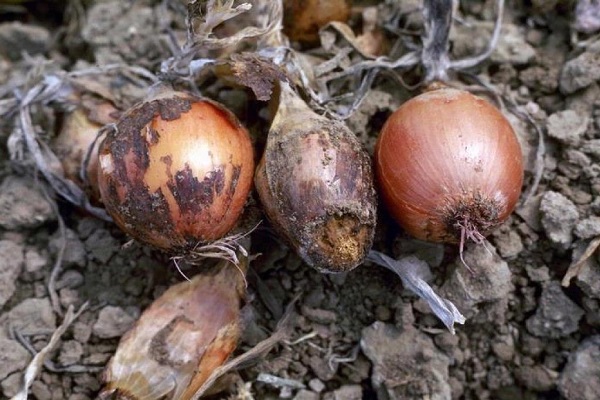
[97,90,254,252]
[100,258,246,400]
[255,82,376,273]
[375,87,523,247]
[51,102,118,202]
[283,0,352,45]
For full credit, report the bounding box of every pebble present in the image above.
[539,191,579,250]
[547,110,589,146]
[558,335,600,400]
[560,45,600,94]
[361,321,451,400]
[526,282,584,338]
[571,241,600,299]
[0,337,31,380]
[0,240,25,308]
[441,243,512,317]
[92,306,137,339]
[308,378,325,393]
[0,176,55,230]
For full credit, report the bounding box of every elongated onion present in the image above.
[375,87,523,247]
[97,90,254,252]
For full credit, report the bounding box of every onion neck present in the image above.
[421,0,454,83]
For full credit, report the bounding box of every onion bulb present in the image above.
[283,0,352,45]
[375,87,523,246]
[255,82,376,273]
[97,90,254,252]
[51,102,118,202]
[100,258,246,400]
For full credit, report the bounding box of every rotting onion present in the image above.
[255,81,376,273]
[375,87,523,250]
[97,89,254,252]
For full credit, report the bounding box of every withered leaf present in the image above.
[226,53,288,101]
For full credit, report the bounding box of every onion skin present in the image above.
[99,259,245,400]
[51,103,118,202]
[283,0,352,45]
[255,83,376,273]
[375,87,523,243]
[97,91,254,252]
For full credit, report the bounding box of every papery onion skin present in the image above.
[375,87,524,243]
[97,92,254,252]
[99,259,245,400]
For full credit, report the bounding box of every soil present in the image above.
[1,1,600,400]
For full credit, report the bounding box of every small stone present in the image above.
[539,191,579,249]
[574,216,600,239]
[92,306,137,339]
[558,335,600,400]
[526,282,584,338]
[24,247,47,274]
[0,240,25,308]
[0,176,55,230]
[31,380,52,400]
[515,365,556,392]
[308,378,325,393]
[333,384,362,400]
[58,340,84,366]
[0,337,30,380]
[547,110,589,145]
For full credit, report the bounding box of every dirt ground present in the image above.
[0,0,600,399]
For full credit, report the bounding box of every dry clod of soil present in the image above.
[558,335,600,400]
[547,109,590,145]
[0,21,49,61]
[92,306,138,339]
[440,243,512,318]
[0,176,55,230]
[0,240,24,308]
[539,191,580,249]
[361,321,451,400]
[526,282,584,339]
[571,241,600,299]
[574,215,600,239]
[560,43,600,94]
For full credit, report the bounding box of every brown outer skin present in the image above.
[255,116,376,273]
[283,0,352,45]
[375,88,524,243]
[97,93,254,252]
[99,260,245,400]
